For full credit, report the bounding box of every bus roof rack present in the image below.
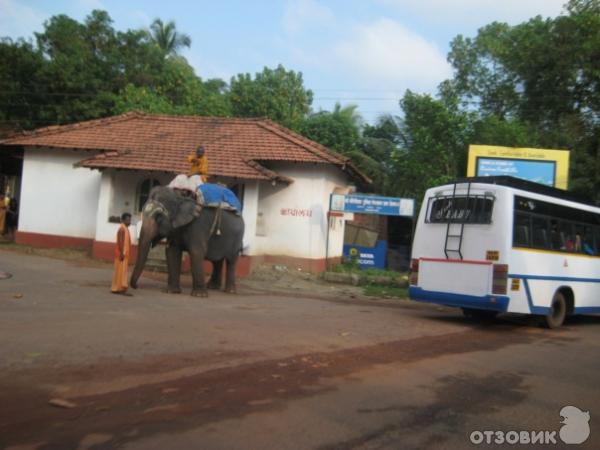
[451,176,599,208]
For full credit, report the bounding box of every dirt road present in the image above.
[1,249,599,449]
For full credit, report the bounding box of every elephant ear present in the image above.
[171,198,198,228]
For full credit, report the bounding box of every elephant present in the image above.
[130,186,245,296]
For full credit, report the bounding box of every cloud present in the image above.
[283,0,334,34]
[377,0,565,26]
[0,0,46,39]
[331,18,452,91]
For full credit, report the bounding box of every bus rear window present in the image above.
[427,196,494,224]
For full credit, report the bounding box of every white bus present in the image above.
[409,176,600,328]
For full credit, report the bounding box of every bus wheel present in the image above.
[462,308,499,321]
[542,292,567,329]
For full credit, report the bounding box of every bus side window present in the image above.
[594,226,600,255]
[562,222,575,252]
[574,225,584,253]
[550,221,563,250]
[514,213,530,247]
[532,217,549,248]
[583,226,596,255]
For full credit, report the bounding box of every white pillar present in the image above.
[94,171,124,243]
[241,180,259,255]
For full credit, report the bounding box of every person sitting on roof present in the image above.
[188,145,209,182]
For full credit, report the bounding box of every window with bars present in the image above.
[137,178,161,212]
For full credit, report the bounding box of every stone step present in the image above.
[144,258,168,273]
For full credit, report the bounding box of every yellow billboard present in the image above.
[466,145,570,189]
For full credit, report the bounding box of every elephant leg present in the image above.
[224,255,238,294]
[165,244,182,294]
[207,260,223,290]
[189,250,208,297]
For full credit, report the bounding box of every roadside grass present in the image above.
[332,262,405,280]
[363,283,408,299]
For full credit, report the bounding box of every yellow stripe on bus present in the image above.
[512,246,599,259]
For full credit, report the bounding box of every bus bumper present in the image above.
[409,287,510,312]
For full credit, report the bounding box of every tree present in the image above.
[300,105,398,194]
[300,103,361,154]
[0,38,46,129]
[0,10,229,128]
[445,0,600,201]
[149,18,191,57]
[393,90,473,200]
[31,11,123,123]
[229,65,313,130]
[115,57,231,116]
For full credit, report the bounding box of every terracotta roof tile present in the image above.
[1,112,370,183]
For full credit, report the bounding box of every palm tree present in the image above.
[149,18,191,56]
[332,102,363,128]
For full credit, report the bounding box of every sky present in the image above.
[0,0,567,123]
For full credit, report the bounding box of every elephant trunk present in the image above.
[130,217,156,289]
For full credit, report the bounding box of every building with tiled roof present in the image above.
[1,112,368,274]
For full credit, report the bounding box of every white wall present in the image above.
[18,150,351,260]
[94,170,172,244]
[249,163,350,259]
[19,148,102,239]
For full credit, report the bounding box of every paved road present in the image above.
[1,249,599,449]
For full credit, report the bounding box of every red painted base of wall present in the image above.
[15,231,336,278]
[247,255,341,274]
[16,231,94,249]
[92,240,139,266]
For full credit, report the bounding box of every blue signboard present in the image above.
[343,240,388,269]
[330,194,415,217]
[476,157,556,187]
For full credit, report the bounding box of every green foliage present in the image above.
[0,10,230,129]
[332,262,404,279]
[391,90,472,199]
[115,57,231,116]
[471,116,538,148]
[0,38,47,129]
[300,103,361,153]
[300,106,397,194]
[229,64,313,130]
[370,0,600,204]
[334,259,360,272]
[114,84,174,114]
[445,0,600,201]
[301,0,600,204]
[31,11,133,122]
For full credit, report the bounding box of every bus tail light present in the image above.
[492,264,508,295]
[409,259,419,285]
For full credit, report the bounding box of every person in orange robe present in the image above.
[187,145,209,182]
[0,193,7,236]
[111,213,132,296]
